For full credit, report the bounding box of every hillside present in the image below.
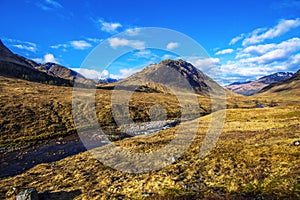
[226,72,294,96]
[0,40,94,86]
[0,74,214,150]
[257,70,300,96]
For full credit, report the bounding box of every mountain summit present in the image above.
[119,59,227,96]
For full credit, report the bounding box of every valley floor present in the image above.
[1,105,299,199]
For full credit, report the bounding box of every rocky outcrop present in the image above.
[16,188,39,200]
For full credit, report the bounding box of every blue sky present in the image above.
[1,0,300,85]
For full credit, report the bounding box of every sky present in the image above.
[1,0,300,85]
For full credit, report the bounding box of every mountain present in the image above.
[226,72,294,96]
[119,59,227,96]
[98,77,119,84]
[0,40,94,86]
[0,40,38,69]
[37,62,96,85]
[257,70,300,96]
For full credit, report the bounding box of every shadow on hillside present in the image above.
[0,134,87,178]
[274,86,291,93]
[97,85,115,90]
[39,190,82,200]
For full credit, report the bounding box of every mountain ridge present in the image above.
[0,40,94,86]
[257,69,300,96]
[226,72,294,96]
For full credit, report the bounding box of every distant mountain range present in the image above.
[258,70,300,96]
[226,72,294,96]
[98,77,119,84]
[0,40,95,86]
[1,39,298,97]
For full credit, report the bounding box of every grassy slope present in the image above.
[1,105,299,199]
[257,80,300,97]
[0,76,76,148]
[0,74,255,150]
[0,76,212,149]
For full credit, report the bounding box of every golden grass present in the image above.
[1,75,299,199]
[0,76,210,148]
[1,104,299,199]
[5,74,295,149]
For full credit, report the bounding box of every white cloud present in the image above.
[187,56,220,68]
[107,68,141,80]
[166,42,179,50]
[125,28,141,36]
[107,74,119,80]
[4,38,37,52]
[71,67,142,80]
[100,69,109,77]
[51,39,95,51]
[220,60,288,78]
[219,19,300,83]
[45,0,62,8]
[242,43,277,55]
[133,50,152,58]
[238,37,300,64]
[229,34,244,45]
[220,37,300,79]
[161,54,177,60]
[108,37,145,49]
[70,40,92,50]
[240,49,288,65]
[86,38,102,43]
[184,56,220,78]
[32,58,43,63]
[277,37,300,51]
[291,53,300,65]
[71,68,104,79]
[33,53,59,64]
[13,44,37,52]
[44,53,58,63]
[36,0,63,10]
[108,38,128,48]
[288,53,300,69]
[118,68,142,79]
[99,19,122,33]
[215,48,234,55]
[50,43,68,51]
[242,18,300,46]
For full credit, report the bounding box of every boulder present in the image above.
[16,188,39,200]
